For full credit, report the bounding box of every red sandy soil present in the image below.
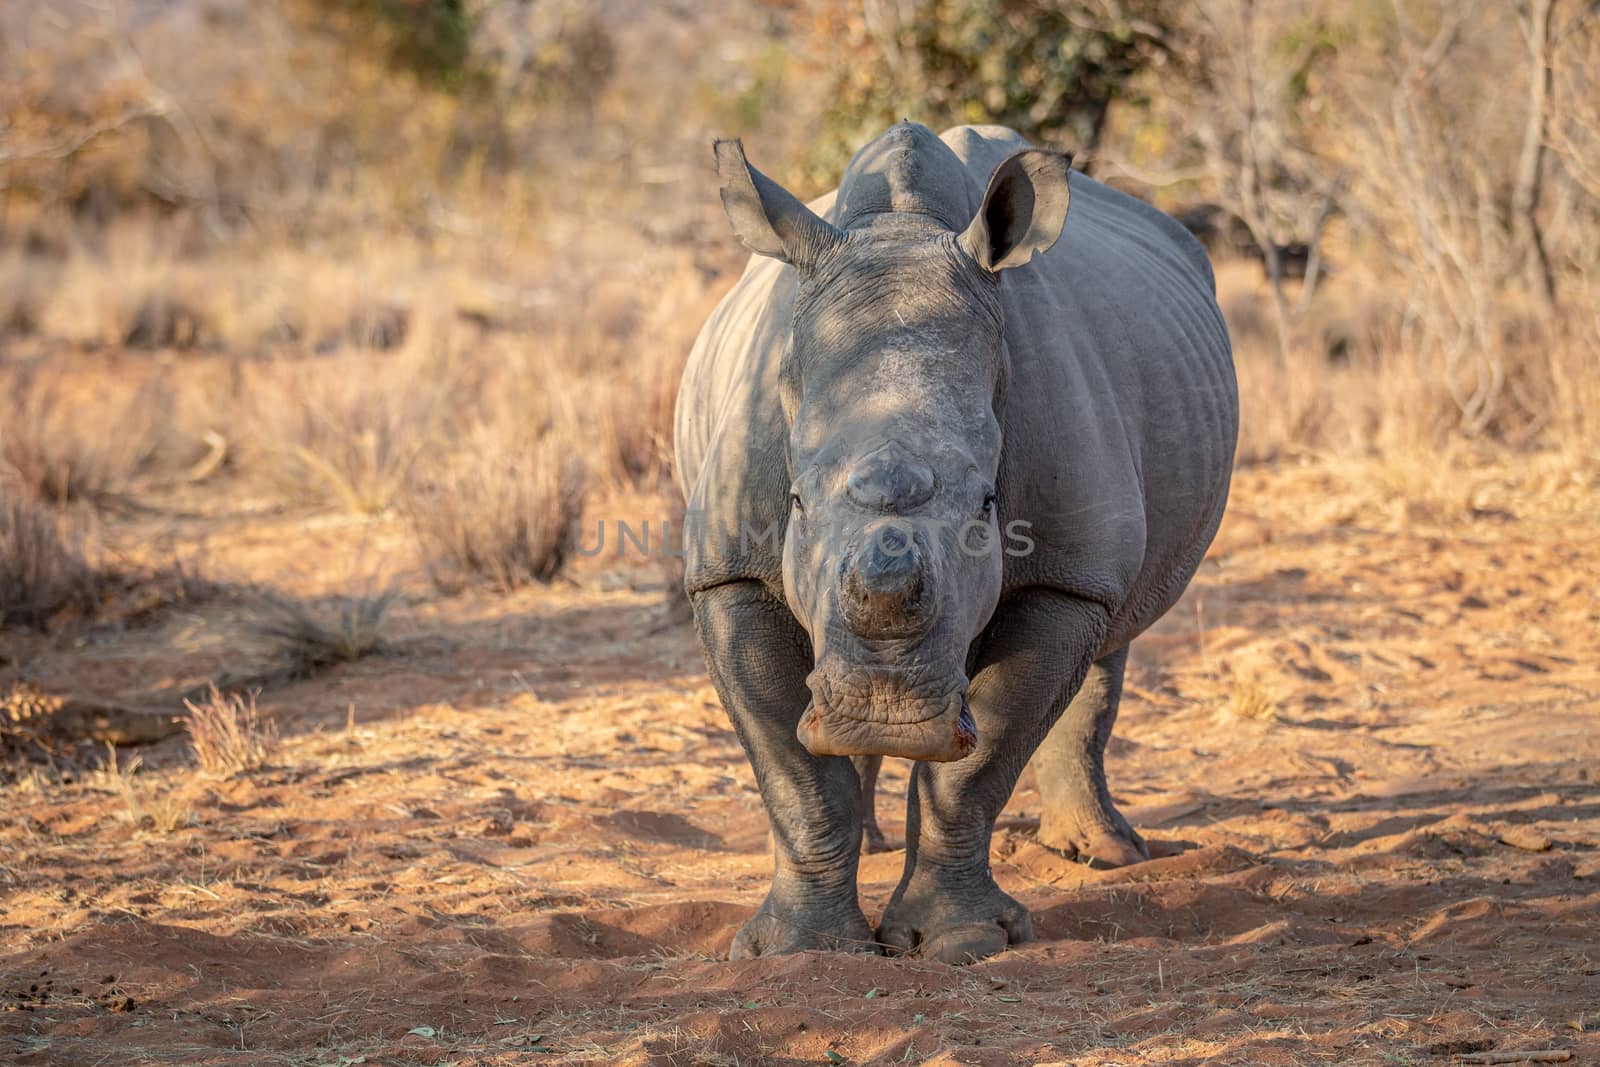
[2,460,1598,1065]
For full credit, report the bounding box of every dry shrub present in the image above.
[200,239,434,353]
[0,492,97,629]
[245,590,394,678]
[7,213,446,356]
[0,361,171,505]
[407,420,587,592]
[1218,259,1589,481]
[183,685,278,777]
[1233,337,1454,467]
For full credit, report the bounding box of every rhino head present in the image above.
[713,129,1071,763]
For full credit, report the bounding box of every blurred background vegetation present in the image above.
[1,0,1597,608]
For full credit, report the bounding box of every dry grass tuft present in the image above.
[183,685,279,777]
[1226,674,1279,722]
[408,421,587,592]
[0,492,97,629]
[85,745,194,833]
[245,590,395,678]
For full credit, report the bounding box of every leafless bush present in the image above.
[245,590,394,678]
[183,685,278,777]
[407,420,587,592]
[1551,9,1600,201]
[0,492,97,629]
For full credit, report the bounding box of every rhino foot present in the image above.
[861,825,904,854]
[730,897,879,959]
[877,873,1032,964]
[1037,804,1150,869]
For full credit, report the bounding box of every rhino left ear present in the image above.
[714,138,844,275]
[961,149,1072,273]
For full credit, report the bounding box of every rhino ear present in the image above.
[714,138,843,275]
[961,149,1072,273]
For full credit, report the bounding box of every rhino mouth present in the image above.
[797,667,978,762]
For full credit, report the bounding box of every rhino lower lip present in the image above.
[795,689,979,762]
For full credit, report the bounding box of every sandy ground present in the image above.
[2,459,1598,1066]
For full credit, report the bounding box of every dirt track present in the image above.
[3,461,1598,1065]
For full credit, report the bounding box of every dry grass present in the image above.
[1543,326,1600,467]
[85,745,194,833]
[0,360,171,506]
[242,349,457,514]
[592,265,706,491]
[1,216,440,356]
[1221,263,1599,483]
[183,685,279,777]
[27,218,207,350]
[1226,674,1279,722]
[245,590,395,678]
[407,420,588,592]
[602,359,680,491]
[0,491,97,629]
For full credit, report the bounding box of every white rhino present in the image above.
[674,122,1237,963]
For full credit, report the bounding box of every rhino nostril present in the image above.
[856,536,919,593]
[864,537,915,588]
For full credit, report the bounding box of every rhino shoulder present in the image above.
[674,254,796,598]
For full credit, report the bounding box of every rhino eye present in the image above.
[790,491,804,514]
[981,492,996,518]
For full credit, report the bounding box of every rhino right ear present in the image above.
[714,139,843,275]
[961,149,1072,273]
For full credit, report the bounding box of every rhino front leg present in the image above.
[878,589,1108,964]
[693,581,877,957]
[1033,646,1149,867]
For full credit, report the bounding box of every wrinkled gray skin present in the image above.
[674,123,1237,963]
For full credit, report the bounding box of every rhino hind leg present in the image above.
[878,590,1110,964]
[693,582,878,958]
[1032,646,1150,868]
[852,755,902,853]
